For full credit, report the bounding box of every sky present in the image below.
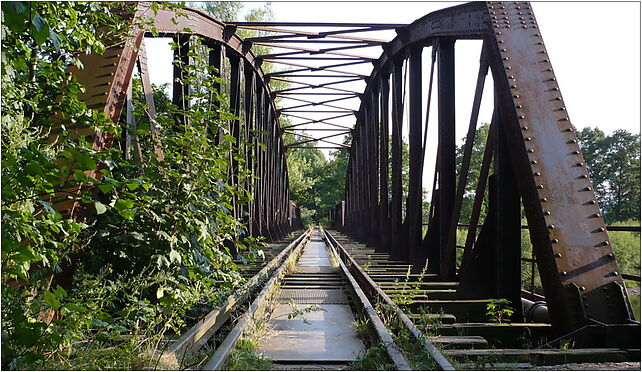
[145,2,641,194]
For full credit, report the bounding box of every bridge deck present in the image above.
[261,231,365,366]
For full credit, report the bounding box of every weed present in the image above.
[560,339,574,350]
[353,318,372,340]
[486,298,515,324]
[391,267,415,305]
[391,261,428,306]
[225,338,272,370]
[351,344,395,370]
[286,299,326,324]
[415,306,444,336]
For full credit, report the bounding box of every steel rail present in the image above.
[162,230,309,367]
[322,228,455,370]
[323,229,412,370]
[202,230,312,370]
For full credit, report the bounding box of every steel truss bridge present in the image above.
[55,1,639,367]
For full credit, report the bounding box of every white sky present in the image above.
[145,2,641,195]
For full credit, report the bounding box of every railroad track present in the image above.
[323,229,640,370]
[160,227,638,370]
[159,230,307,369]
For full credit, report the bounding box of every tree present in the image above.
[577,127,640,223]
[1,3,265,368]
[189,1,243,22]
[454,123,491,223]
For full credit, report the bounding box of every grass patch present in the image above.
[351,344,395,371]
[31,335,177,371]
[349,318,394,371]
[374,302,441,370]
[225,338,272,371]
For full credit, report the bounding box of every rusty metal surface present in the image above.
[50,0,638,348]
[483,1,632,330]
[336,0,637,345]
[57,4,300,239]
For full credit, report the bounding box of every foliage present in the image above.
[190,1,243,22]
[225,338,272,371]
[577,127,641,223]
[486,298,515,324]
[1,2,264,369]
[454,123,491,224]
[286,299,326,325]
[351,344,395,371]
[283,132,349,224]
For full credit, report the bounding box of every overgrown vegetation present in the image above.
[374,302,440,370]
[1,2,266,369]
[225,338,272,371]
[284,135,350,225]
[486,298,515,324]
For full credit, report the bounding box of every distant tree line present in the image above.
[454,124,640,225]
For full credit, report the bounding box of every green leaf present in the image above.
[118,209,135,220]
[25,161,45,176]
[37,200,57,217]
[43,290,60,310]
[94,201,108,215]
[63,303,84,312]
[53,285,67,299]
[49,29,62,51]
[76,153,97,171]
[2,2,28,32]
[73,169,89,182]
[30,14,50,45]
[113,199,134,211]
[98,183,113,194]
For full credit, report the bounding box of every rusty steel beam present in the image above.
[338,1,637,347]
[378,71,391,253]
[436,38,456,280]
[484,1,634,338]
[389,58,404,260]
[406,46,423,265]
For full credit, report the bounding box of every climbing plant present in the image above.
[1,2,264,369]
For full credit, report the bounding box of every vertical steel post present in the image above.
[407,46,423,265]
[495,94,524,321]
[244,64,255,235]
[390,58,404,260]
[437,38,456,279]
[379,72,391,252]
[369,87,380,248]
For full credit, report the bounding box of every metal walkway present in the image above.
[261,230,365,366]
